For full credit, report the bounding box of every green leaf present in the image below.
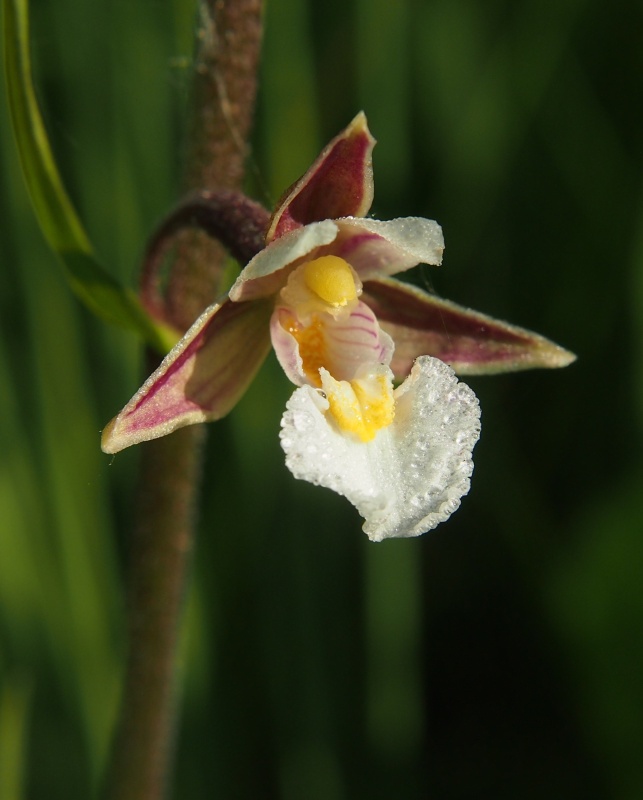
[2,0,178,353]
[0,675,32,800]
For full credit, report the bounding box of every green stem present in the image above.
[104,1,264,798]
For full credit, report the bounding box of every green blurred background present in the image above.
[1,0,642,797]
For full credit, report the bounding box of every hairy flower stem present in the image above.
[168,0,265,332]
[104,423,206,800]
[104,1,264,799]
[140,190,270,324]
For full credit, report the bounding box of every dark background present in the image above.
[1,0,642,797]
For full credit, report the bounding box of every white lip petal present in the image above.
[279,356,480,541]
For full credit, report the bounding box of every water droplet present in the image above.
[292,410,313,432]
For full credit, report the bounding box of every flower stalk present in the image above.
[166,0,264,332]
[103,2,264,799]
[140,190,269,324]
[103,422,205,800]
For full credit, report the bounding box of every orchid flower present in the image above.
[101,113,574,540]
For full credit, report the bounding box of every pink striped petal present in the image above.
[270,301,394,386]
[267,112,376,242]
[101,298,272,453]
[362,278,576,377]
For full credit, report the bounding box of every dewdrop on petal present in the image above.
[280,356,481,541]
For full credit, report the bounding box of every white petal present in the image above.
[336,217,444,279]
[229,220,339,302]
[279,356,480,541]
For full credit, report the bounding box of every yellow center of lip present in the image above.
[280,255,394,439]
[303,256,358,307]
[321,368,395,442]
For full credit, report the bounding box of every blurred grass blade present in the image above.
[2,0,177,353]
[0,675,32,800]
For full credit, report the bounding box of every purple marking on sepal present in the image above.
[362,279,576,378]
[335,232,382,260]
[267,112,376,242]
[101,299,273,453]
